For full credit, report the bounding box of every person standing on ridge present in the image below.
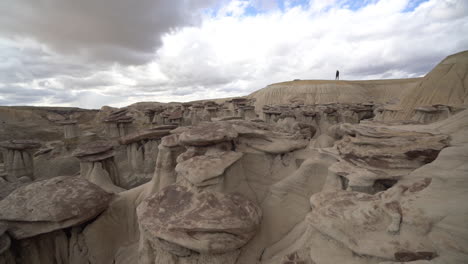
[335,70,340,80]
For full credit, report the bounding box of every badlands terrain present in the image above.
[0,50,467,264]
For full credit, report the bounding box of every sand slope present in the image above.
[386,50,468,120]
[249,78,421,108]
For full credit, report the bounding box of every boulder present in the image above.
[0,176,112,239]
[137,185,261,254]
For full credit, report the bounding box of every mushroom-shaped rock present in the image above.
[104,109,134,137]
[0,176,112,239]
[73,140,114,162]
[137,185,261,254]
[56,120,80,139]
[0,140,41,181]
[179,122,238,146]
[176,151,243,186]
[73,141,123,193]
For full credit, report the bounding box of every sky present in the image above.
[0,0,467,109]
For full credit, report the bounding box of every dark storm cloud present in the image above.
[0,0,215,65]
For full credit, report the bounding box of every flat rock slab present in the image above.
[179,122,238,146]
[0,176,112,222]
[119,128,172,145]
[137,185,261,254]
[0,140,41,150]
[56,120,78,125]
[73,141,115,162]
[175,151,243,186]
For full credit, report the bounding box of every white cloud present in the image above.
[0,0,467,108]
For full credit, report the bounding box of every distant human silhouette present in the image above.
[335,70,340,80]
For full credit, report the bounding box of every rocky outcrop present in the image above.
[396,51,468,120]
[329,123,448,193]
[150,134,185,193]
[0,140,41,181]
[249,78,420,110]
[104,109,134,137]
[179,121,238,146]
[176,151,243,186]
[137,185,261,257]
[119,125,176,187]
[0,176,112,239]
[73,141,124,193]
[261,103,374,136]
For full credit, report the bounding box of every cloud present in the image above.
[0,0,467,108]
[0,0,215,64]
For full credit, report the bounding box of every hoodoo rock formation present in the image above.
[0,51,467,264]
[73,141,124,193]
[104,109,134,137]
[56,120,80,139]
[119,125,176,186]
[0,140,40,182]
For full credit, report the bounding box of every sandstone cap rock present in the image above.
[137,184,261,254]
[55,119,78,125]
[0,140,41,150]
[168,111,183,120]
[104,108,134,123]
[0,176,113,238]
[179,122,238,146]
[73,141,115,162]
[119,127,173,145]
[175,151,243,186]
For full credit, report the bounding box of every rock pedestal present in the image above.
[187,104,202,125]
[119,125,176,186]
[0,140,41,181]
[104,109,134,137]
[240,105,257,120]
[56,120,80,139]
[150,134,185,193]
[73,141,124,193]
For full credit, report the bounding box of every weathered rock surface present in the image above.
[330,123,448,192]
[179,122,238,146]
[119,126,174,145]
[73,140,115,162]
[0,140,41,150]
[137,184,262,254]
[0,176,112,239]
[0,140,41,181]
[176,151,243,186]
